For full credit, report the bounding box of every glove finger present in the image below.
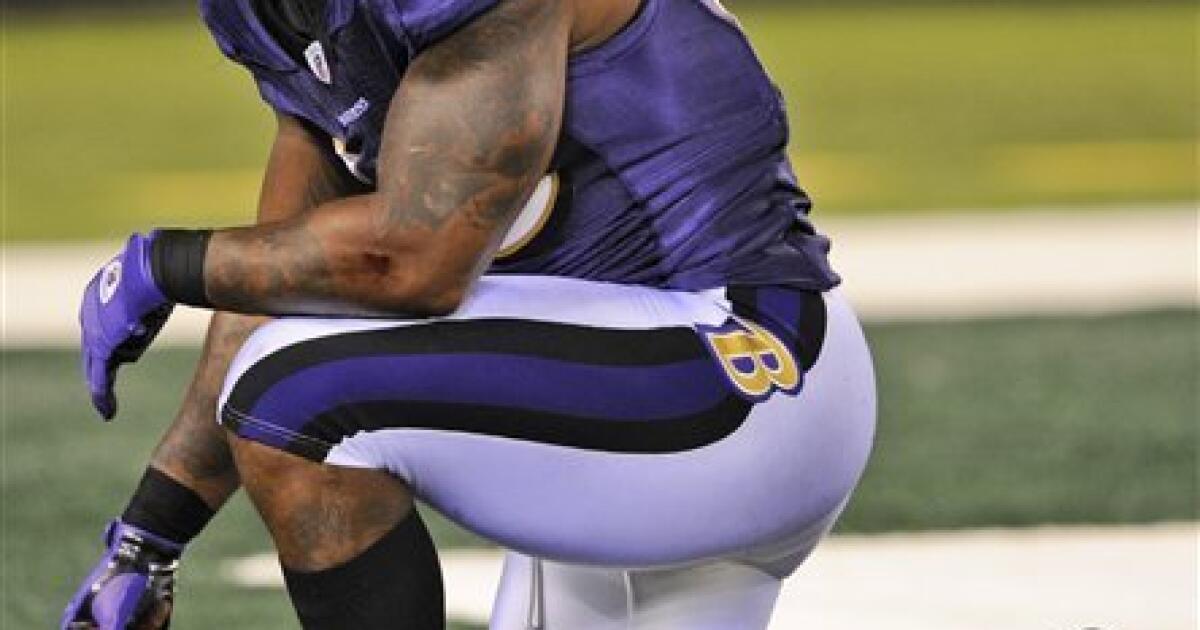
[85,353,117,420]
[91,389,116,421]
[91,573,148,630]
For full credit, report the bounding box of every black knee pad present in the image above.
[283,509,445,630]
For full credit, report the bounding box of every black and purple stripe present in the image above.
[222,319,752,460]
[221,290,826,462]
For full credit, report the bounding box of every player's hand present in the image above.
[61,520,183,630]
[79,233,174,419]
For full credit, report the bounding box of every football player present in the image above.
[62,0,876,628]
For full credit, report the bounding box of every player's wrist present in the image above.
[108,518,186,559]
[121,467,216,549]
[149,229,214,308]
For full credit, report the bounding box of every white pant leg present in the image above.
[490,553,785,630]
[628,562,782,630]
[491,553,630,630]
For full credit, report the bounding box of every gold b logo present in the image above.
[700,318,802,401]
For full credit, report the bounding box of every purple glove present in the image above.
[79,233,173,419]
[61,520,182,630]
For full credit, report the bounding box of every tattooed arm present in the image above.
[204,0,572,317]
[151,113,367,507]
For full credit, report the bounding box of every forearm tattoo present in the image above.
[207,220,338,314]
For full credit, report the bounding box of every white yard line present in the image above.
[821,204,1197,320]
[222,522,1199,630]
[2,205,1195,347]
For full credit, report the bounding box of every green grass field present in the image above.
[3,309,1195,628]
[4,3,1196,240]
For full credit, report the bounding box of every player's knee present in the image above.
[229,436,414,571]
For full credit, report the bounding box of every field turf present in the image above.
[3,309,1195,628]
[4,3,1197,241]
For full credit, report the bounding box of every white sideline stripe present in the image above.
[220,523,1199,630]
[821,204,1197,320]
[2,205,1196,347]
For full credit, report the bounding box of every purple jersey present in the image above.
[201,0,839,291]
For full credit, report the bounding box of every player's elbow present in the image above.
[412,283,466,317]
[346,268,464,317]
[399,266,468,316]
[363,251,468,317]
[356,197,481,316]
